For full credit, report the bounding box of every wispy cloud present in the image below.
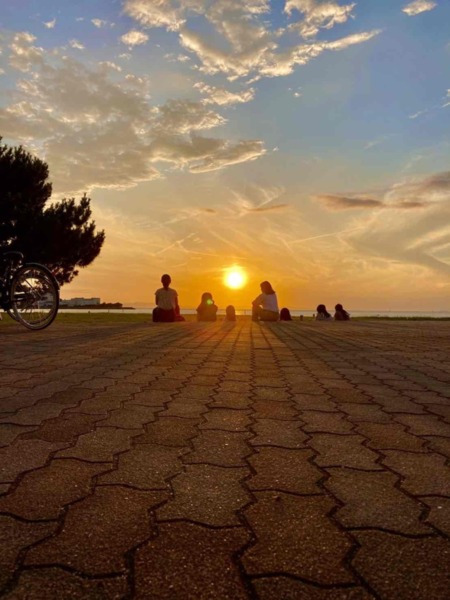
[0,31,265,193]
[402,1,437,16]
[69,39,85,50]
[285,0,356,39]
[43,19,56,29]
[92,19,108,28]
[120,30,149,47]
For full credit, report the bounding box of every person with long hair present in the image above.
[280,307,292,321]
[196,292,218,322]
[252,281,279,322]
[316,304,332,321]
[152,274,179,322]
[334,303,350,321]
[225,305,236,321]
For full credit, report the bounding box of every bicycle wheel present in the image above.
[10,263,59,330]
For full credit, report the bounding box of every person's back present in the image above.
[197,292,217,322]
[153,274,178,322]
[316,304,332,321]
[334,303,350,321]
[225,305,236,321]
[280,307,292,321]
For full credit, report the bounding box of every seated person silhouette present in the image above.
[152,274,178,322]
[225,305,236,321]
[197,292,218,322]
[316,304,332,321]
[280,307,292,321]
[334,303,350,321]
[252,281,279,322]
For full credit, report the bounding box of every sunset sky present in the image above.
[1,0,449,310]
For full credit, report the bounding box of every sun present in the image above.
[224,267,247,289]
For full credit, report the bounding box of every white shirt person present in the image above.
[252,281,279,322]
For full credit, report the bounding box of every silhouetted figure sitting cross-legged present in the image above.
[225,305,236,321]
[197,292,218,322]
[152,274,178,323]
[252,281,279,322]
[334,303,350,321]
[280,307,292,321]
[315,304,332,321]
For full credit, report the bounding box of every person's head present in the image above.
[335,303,344,311]
[201,292,213,305]
[317,304,331,317]
[161,274,171,289]
[280,307,292,321]
[225,305,236,321]
[260,281,275,295]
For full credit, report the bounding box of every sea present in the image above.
[58,308,450,318]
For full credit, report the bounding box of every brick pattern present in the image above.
[0,318,449,598]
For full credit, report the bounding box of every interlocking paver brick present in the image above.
[66,394,123,415]
[242,492,354,584]
[0,439,67,483]
[0,459,108,520]
[352,531,450,600]
[253,577,375,599]
[251,388,291,401]
[250,418,308,448]
[325,389,371,404]
[128,390,173,406]
[0,516,56,589]
[292,393,338,412]
[185,430,253,466]
[99,444,184,489]
[382,451,450,496]
[424,497,450,537]
[325,469,429,534]
[134,522,250,599]
[157,464,250,526]
[98,405,161,428]
[0,424,35,447]
[209,392,252,409]
[55,427,142,462]
[339,402,391,423]
[199,409,252,431]
[425,435,450,457]
[3,568,128,599]
[252,399,298,420]
[300,411,354,433]
[47,387,94,405]
[0,403,66,426]
[355,422,426,451]
[25,486,166,576]
[135,417,199,447]
[308,434,381,470]
[371,395,425,414]
[160,400,209,418]
[393,414,450,437]
[248,447,322,494]
[22,413,101,443]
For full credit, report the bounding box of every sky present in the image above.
[1,0,449,311]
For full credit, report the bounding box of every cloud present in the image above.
[120,30,149,47]
[69,39,85,50]
[402,1,437,16]
[194,82,255,106]
[92,19,108,28]
[123,0,185,31]
[285,0,356,39]
[43,19,56,29]
[9,32,44,72]
[0,33,264,193]
[316,195,384,210]
[124,0,379,82]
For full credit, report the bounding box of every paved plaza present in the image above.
[0,318,450,599]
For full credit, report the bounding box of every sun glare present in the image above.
[224,268,247,289]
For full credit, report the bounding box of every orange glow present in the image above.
[224,267,247,289]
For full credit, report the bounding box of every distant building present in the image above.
[60,297,101,307]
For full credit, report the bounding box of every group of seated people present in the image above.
[152,274,350,323]
[316,303,351,321]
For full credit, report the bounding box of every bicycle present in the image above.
[0,251,59,330]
